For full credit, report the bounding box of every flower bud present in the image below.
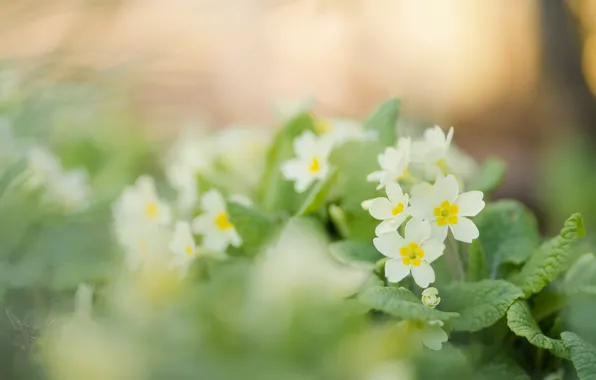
[421,287,440,308]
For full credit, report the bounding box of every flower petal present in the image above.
[411,182,434,198]
[373,232,404,258]
[293,130,317,158]
[421,239,445,263]
[375,219,399,236]
[369,197,394,220]
[385,258,411,283]
[430,224,448,242]
[455,191,485,217]
[450,217,479,243]
[192,213,212,234]
[385,182,404,204]
[411,261,435,288]
[366,170,384,183]
[420,325,448,351]
[408,195,435,219]
[294,176,314,193]
[201,189,225,213]
[433,174,459,203]
[405,218,431,243]
[202,231,229,252]
[280,159,304,181]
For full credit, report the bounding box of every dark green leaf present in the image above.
[562,332,596,380]
[468,158,506,193]
[466,239,489,282]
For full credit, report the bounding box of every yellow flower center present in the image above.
[392,203,404,216]
[314,119,333,134]
[309,157,321,173]
[395,167,410,181]
[400,242,425,266]
[433,200,459,226]
[214,211,233,231]
[145,201,159,220]
[185,245,194,256]
[436,158,448,174]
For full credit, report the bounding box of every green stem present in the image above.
[445,234,464,281]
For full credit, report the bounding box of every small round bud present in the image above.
[421,287,441,308]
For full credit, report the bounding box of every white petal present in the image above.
[433,174,459,203]
[411,182,434,198]
[375,219,399,236]
[366,170,385,183]
[430,224,448,242]
[420,325,448,351]
[385,182,404,204]
[201,189,225,213]
[229,229,242,247]
[385,259,411,283]
[202,232,229,252]
[445,126,454,146]
[404,218,431,243]
[411,261,435,288]
[293,130,317,158]
[192,213,212,234]
[408,195,435,219]
[280,159,304,180]
[369,197,393,220]
[373,232,404,258]
[455,191,485,217]
[421,239,445,264]
[450,217,479,243]
[294,175,314,193]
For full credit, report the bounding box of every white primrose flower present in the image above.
[367,138,411,190]
[192,189,241,252]
[410,174,485,243]
[367,182,410,235]
[314,118,376,147]
[168,221,198,274]
[280,130,333,193]
[113,176,172,226]
[421,287,441,308]
[398,319,448,351]
[373,218,444,288]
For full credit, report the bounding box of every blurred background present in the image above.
[1,0,595,230]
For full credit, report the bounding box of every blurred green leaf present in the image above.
[363,98,400,146]
[358,286,460,322]
[506,300,568,358]
[227,201,278,257]
[474,200,540,278]
[476,355,530,380]
[328,241,383,268]
[468,158,506,193]
[513,213,585,297]
[296,168,338,215]
[466,240,489,282]
[562,331,596,380]
[440,280,523,332]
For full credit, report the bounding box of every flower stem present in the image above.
[445,234,464,281]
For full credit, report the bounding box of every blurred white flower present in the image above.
[368,182,410,236]
[398,319,448,351]
[373,218,444,288]
[409,174,485,243]
[421,287,441,308]
[280,130,333,192]
[367,138,411,190]
[113,176,171,226]
[192,189,241,252]
[314,118,376,147]
[169,221,197,274]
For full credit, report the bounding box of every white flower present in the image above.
[169,221,197,273]
[368,182,410,235]
[192,189,241,252]
[113,176,172,227]
[280,130,332,192]
[409,174,485,243]
[398,319,448,351]
[367,138,411,190]
[373,218,444,288]
[421,287,441,308]
[314,118,376,146]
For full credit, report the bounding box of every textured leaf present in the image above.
[474,201,540,278]
[513,213,585,297]
[257,113,314,213]
[328,240,383,268]
[363,98,400,146]
[358,286,459,322]
[562,332,596,380]
[440,280,523,332]
[506,300,569,358]
[466,239,489,282]
[296,168,338,215]
[476,355,530,380]
[468,158,506,193]
[227,201,278,257]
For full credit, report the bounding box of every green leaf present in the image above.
[257,112,314,213]
[506,300,569,358]
[562,253,596,294]
[328,241,383,268]
[358,286,460,322]
[476,355,530,380]
[474,201,540,278]
[466,240,489,282]
[562,332,596,380]
[513,213,585,297]
[226,201,278,257]
[363,98,400,146]
[440,280,524,332]
[468,158,506,193]
[296,168,338,215]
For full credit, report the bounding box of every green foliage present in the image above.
[476,355,530,380]
[468,158,506,193]
[440,280,524,332]
[562,332,596,380]
[226,201,278,257]
[296,168,338,215]
[466,240,489,282]
[506,300,569,358]
[358,286,460,321]
[363,98,400,146]
[328,240,383,268]
[513,213,585,297]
